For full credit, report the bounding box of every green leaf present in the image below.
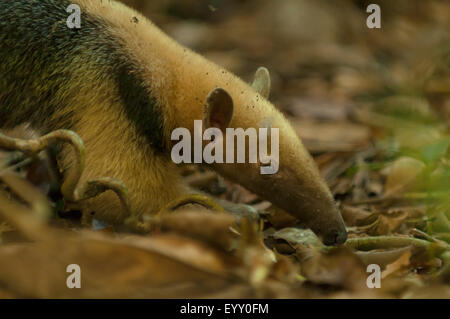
[421,137,450,163]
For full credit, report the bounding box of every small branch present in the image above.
[345,235,450,255]
[348,191,450,205]
[410,228,439,243]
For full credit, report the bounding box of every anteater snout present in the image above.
[322,228,348,246]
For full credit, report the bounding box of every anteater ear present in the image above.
[204,87,234,132]
[251,67,271,99]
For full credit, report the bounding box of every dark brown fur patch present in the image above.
[0,0,165,151]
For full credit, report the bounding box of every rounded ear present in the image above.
[251,67,271,99]
[203,87,234,132]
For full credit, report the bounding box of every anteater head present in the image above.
[171,63,347,245]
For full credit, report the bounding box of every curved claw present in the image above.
[158,193,227,216]
[0,130,84,202]
[76,177,131,215]
[0,130,131,216]
[124,194,227,234]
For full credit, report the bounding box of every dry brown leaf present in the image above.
[382,251,412,279]
[152,210,237,249]
[355,247,412,268]
[341,205,373,227]
[300,248,367,291]
[366,213,409,236]
[264,206,297,229]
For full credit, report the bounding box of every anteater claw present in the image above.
[0,130,132,216]
[123,194,227,234]
[76,177,131,216]
[157,194,227,216]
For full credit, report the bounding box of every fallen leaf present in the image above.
[382,251,412,279]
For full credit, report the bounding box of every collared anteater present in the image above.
[0,0,347,245]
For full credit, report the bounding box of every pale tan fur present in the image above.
[64,81,186,223]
